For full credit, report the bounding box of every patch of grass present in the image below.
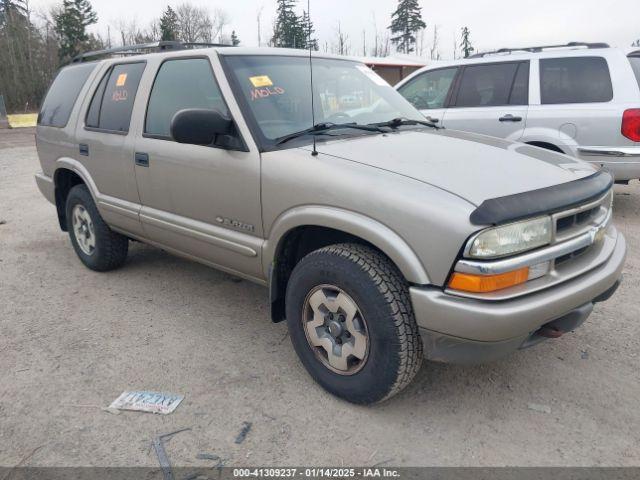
[7,113,37,128]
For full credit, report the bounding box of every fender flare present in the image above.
[263,205,431,285]
[53,157,101,201]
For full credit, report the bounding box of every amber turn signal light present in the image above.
[448,267,530,293]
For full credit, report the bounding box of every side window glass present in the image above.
[86,70,109,128]
[85,62,145,133]
[38,63,96,127]
[509,62,530,105]
[145,58,229,138]
[540,57,613,104]
[629,55,640,90]
[397,68,457,110]
[455,63,519,107]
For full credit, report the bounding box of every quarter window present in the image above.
[454,62,522,107]
[85,62,145,133]
[540,57,613,104]
[145,58,229,138]
[628,55,640,90]
[38,63,96,128]
[397,67,458,110]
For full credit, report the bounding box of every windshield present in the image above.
[223,55,425,147]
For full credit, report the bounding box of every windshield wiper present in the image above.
[371,117,441,130]
[275,122,386,146]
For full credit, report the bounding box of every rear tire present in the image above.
[65,184,128,271]
[285,243,423,404]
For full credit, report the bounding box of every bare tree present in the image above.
[175,3,207,42]
[430,24,440,60]
[369,12,390,57]
[416,27,426,57]
[452,30,457,59]
[333,22,350,55]
[111,17,156,46]
[256,5,264,46]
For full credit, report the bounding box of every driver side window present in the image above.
[145,58,229,139]
[398,67,458,110]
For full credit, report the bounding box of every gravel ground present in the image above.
[1,128,639,468]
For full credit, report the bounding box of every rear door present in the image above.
[442,61,529,140]
[74,61,147,236]
[396,67,458,125]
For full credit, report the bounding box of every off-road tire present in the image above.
[65,184,128,271]
[285,243,423,404]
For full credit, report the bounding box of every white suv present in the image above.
[396,43,640,182]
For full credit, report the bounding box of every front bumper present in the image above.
[577,146,640,181]
[410,232,626,364]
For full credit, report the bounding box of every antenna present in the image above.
[308,0,318,156]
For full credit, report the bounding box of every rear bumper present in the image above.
[577,146,640,181]
[410,232,626,364]
[35,172,55,205]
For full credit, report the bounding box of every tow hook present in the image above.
[537,326,565,338]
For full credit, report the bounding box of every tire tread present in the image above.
[303,243,423,402]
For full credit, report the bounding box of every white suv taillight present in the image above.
[622,109,640,142]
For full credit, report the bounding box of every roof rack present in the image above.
[70,41,232,63]
[469,42,610,59]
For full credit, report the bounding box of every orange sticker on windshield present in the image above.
[116,73,128,87]
[250,75,273,87]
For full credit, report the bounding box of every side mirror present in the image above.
[170,108,233,146]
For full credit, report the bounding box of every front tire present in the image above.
[285,243,423,404]
[65,184,128,271]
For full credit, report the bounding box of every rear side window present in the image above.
[38,63,96,127]
[454,62,522,107]
[397,67,458,110]
[145,58,228,138]
[509,62,530,105]
[540,57,613,104]
[86,62,145,133]
[629,55,640,90]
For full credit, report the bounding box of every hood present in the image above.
[304,129,597,206]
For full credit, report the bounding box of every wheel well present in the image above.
[525,141,564,154]
[269,226,385,323]
[54,169,85,231]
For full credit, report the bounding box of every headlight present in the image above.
[467,216,552,259]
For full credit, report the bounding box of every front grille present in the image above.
[552,190,612,244]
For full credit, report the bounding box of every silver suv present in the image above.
[396,43,640,182]
[35,43,626,404]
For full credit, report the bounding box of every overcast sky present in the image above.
[30,0,640,58]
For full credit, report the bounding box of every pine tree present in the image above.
[460,26,474,58]
[0,0,27,26]
[271,0,299,48]
[299,10,317,50]
[388,0,426,54]
[159,5,179,41]
[230,30,240,46]
[54,0,98,62]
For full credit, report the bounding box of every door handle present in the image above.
[499,114,522,122]
[425,116,439,123]
[79,144,89,156]
[135,152,149,167]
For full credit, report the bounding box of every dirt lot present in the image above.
[1,127,639,468]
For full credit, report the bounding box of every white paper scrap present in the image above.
[109,391,184,415]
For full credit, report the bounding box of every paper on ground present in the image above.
[109,391,184,414]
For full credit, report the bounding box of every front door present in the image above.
[133,56,263,280]
[442,61,530,141]
[396,67,459,125]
